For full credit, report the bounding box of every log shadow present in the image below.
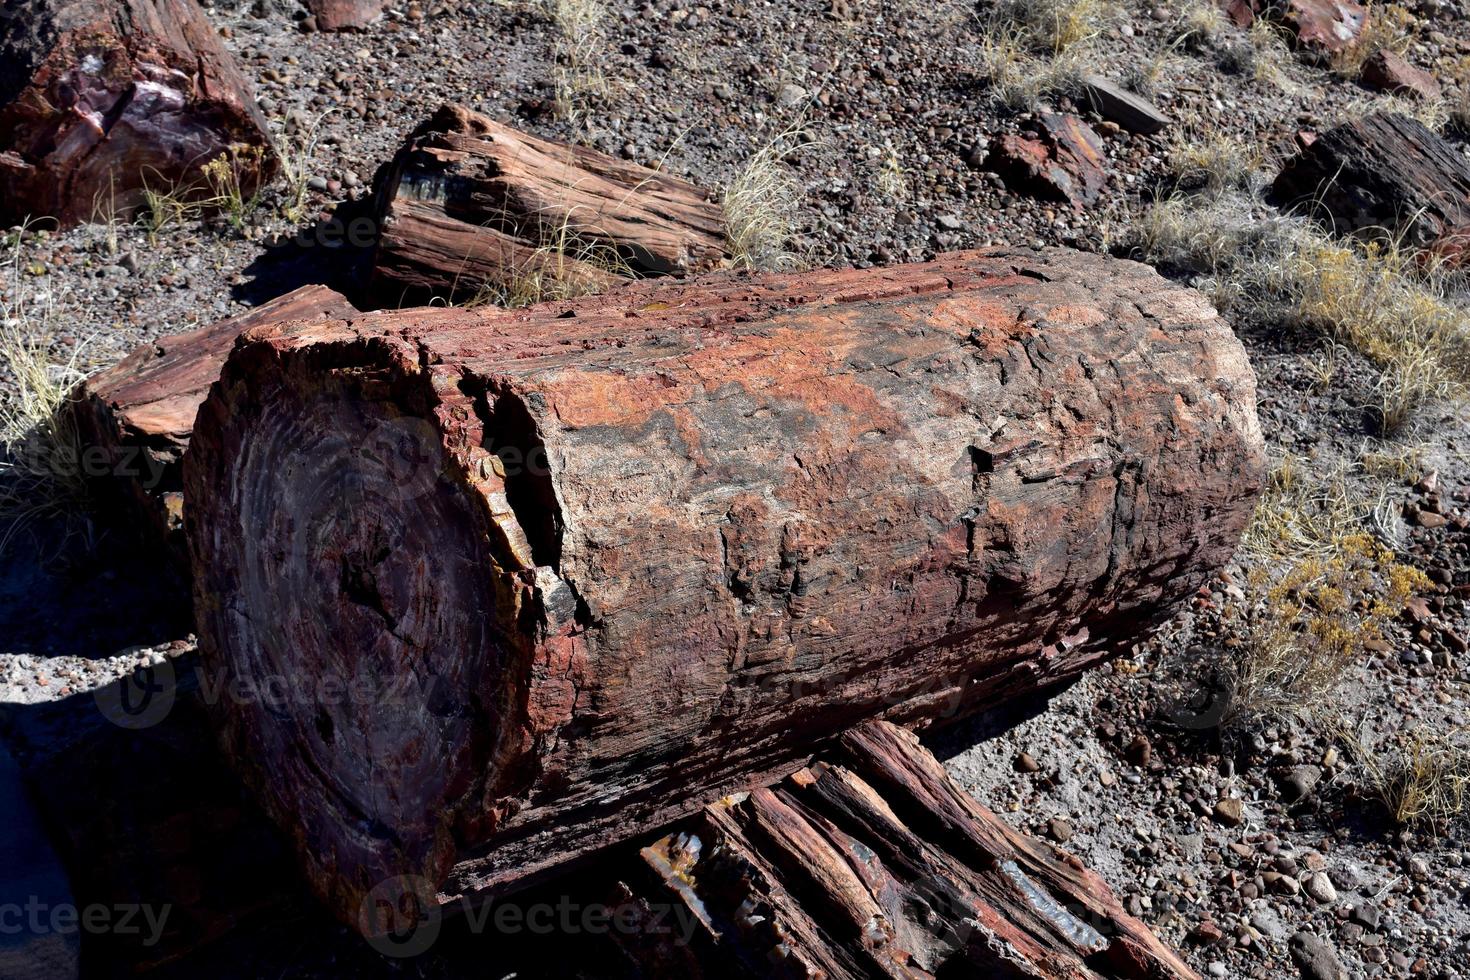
[229,198,380,310]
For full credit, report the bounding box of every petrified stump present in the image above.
[71,284,355,567]
[1271,112,1470,262]
[184,247,1265,933]
[0,0,276,227]
[613,720,1198,979]
[371,103,727,305]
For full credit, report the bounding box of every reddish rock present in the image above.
[184,247,1265,932]
[1362,49,1441,100]
[303,0,386,30]
[0,0,276,228]
[1282,0,1369,54]
[1220,0,1260,27]
[991,113,1108,208]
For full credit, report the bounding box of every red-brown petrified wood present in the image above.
[183,248,1265,933]
[371,103,727,305]
[615,720,1199,979]
[72,284,355,562]
[0,0,275,227]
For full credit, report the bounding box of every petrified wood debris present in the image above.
[1280,0,1367,53]
[0,0,276,228]
[184,247,1265,933]
[303,0,385,30]
[1080,76,1168,136]
[70,284,355,566]
[371,103,727,305]
[613,720,1198,979]
[1271,112,1470,261]
[989,113,1107,209]
[1360,49,1440,100]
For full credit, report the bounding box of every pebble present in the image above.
[1213,798,1244,827]
[1305,872,1337,904]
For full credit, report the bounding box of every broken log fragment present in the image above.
[71,284,356,566]
[1270,112,1470,262]
[183,247,1265,934]
[0,0,276,227]
[370,104,727,305]
[615,720,1198,979]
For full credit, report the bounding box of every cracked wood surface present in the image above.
[370,103,727,305]
[0,0,275,227]
[615,719,1198,979]
[183,247,1265,934]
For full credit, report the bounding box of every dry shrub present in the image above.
[973,0,1114,108]
[1168,134,1265,196]
[468,215,630,309]
[1219,459,1429,728]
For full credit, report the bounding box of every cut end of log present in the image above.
[188,332,521,926]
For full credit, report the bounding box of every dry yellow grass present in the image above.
[1348,725,1470,827]
[1331,1,1415,77]
[973,0,1113,108]
[723,134,809,273]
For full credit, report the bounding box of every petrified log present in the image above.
[71,284,355,566]
[0,0,276,228]
[371,103,727,306]
[612,720,1197,979]
[184,247,1264,933]
[303,0,385,30]
[1271,112,1470,262]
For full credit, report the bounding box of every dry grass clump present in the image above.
[1167,134,1265,196]
[1137,185,1470,433]
[1218,459,1429,728]
[468,214,630,309]
[1331,1,1415,77]
[974,0,1116,108]
[544,0,611,122]
[1351,726,1470,828]
[723,136,808,273]
[1172,0,1228,49]
[0,240,90,551]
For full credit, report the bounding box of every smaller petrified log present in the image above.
[71,284,355,564]
[0,0,276,227]
[1271,112,1470,261]
[371,104,727,305]
[1080,76,1168,136]
[613,720,1198,979]
[303,0,385,30]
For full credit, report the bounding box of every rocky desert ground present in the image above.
[5,0,1470,977]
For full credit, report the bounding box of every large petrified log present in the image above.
[370,104,727,306]
[1271,112,1470,261]
[0,0,276,227]
[184,247,1264,933]
[70,284,355,566]
[611,720,1197,979]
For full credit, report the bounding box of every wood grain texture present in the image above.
[1271,112,1470,260]
[0,0,275,227]
[183,247,1265,933]
[370,103,727,305]
[616,720,1198,979]
[71,284,355,564]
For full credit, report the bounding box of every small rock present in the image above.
[1361,49,1442,100]
[1278,765,1322,804]
[1305,872,1337,904]
[1125,733,1152,767]
[1289,930,1347,980]
[1015,752,1040,773]
[1047,817,1073,842]
[1350,902,1380,930]
[1214,798,1244,827]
